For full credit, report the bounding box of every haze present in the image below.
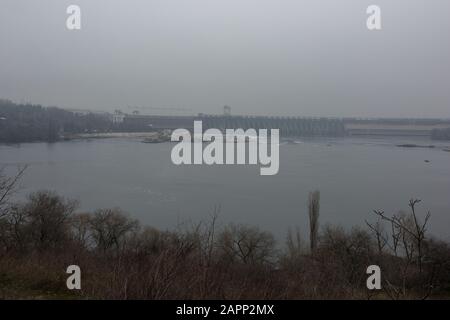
[0,0,449,118]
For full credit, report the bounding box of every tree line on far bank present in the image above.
[0,99,111,143]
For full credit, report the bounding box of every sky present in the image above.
[0,0,449,118]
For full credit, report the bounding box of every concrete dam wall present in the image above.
[120,114,346,137]
[117,114,450,138]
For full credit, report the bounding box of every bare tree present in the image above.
[374,199,430,273]
[218,224,275,265]
[369,199,433,299]
[89,208,139,251]
[308,190,320,253]
[0,166,27,218]
[23,191,78,250]
[365,219,388,254]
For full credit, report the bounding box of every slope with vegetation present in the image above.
[0,169,449,299]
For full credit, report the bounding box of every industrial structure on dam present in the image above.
[110,106,450,138]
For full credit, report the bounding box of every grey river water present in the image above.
[1,136,449,241]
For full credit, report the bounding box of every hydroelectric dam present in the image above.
[113,113,450,138]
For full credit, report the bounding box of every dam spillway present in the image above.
[117,114,450,138]
[120,114,346,137]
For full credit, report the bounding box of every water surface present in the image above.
[1,136,449,241]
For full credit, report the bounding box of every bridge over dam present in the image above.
[116,114,450,138]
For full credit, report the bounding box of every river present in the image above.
[1,136,449,241]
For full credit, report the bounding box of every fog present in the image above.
[1,0,449,117]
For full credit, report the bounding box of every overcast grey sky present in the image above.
[1,0,449,117]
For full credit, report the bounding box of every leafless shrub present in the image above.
[25,191,77,250]
[1,187,450,300]
[218,224,276,265]
[0,191,77,253]
[316,225,375,296]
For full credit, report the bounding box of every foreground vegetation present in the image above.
[0,168,449,299]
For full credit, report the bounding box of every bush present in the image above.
[1,170,450,299]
